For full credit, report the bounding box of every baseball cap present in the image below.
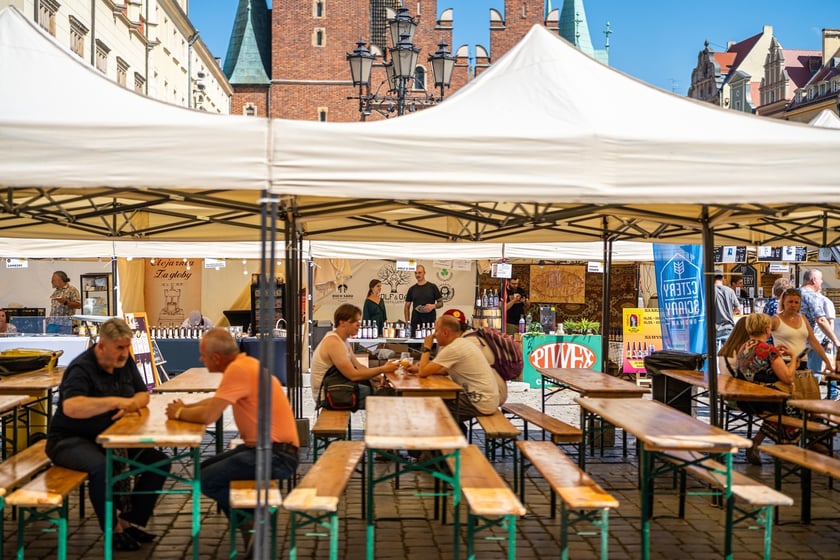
[443,308,466,324]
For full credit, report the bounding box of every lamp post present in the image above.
[346,7,456,120]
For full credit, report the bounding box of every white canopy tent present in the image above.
[270,25,840,207]
[809,109,840,129]
[0,238,654,262]
[0,7,268,191]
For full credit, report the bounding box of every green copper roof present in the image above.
[558,0,609,65]
[223,0,271,85]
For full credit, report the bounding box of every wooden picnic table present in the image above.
[97,393,208,560]
[384,371,462,400]
[0,367,65,446]
[576,397,752,560]
[364,396,467,560]
[0,394,29,459]
[538,367,650,411]
[153,367,225,454]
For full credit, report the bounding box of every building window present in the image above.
[244,103,257,116]
[318,107,328,121]
[116,57,129,87]
[134,72,145,94]
[314,0,324,18]
[68,16,87,58]
[95,40,110,74]
[413,66,426,91]
[38,0,59,36]
[820,83,826,97]
[313,28,325,47]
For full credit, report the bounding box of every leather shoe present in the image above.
[124,526,157,543]
[745,446,762,466]
[113,531,141,551]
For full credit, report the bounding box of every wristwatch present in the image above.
[420,346,432,354]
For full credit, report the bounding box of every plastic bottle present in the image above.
[518,315,525,334]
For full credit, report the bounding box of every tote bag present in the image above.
[773,369,820,401]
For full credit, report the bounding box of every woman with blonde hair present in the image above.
[735,313,798,464]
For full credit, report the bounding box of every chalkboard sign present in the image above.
[713,246,747,263]
[124,312,160,388]
[757,246,807,262]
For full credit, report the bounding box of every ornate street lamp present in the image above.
[346,9,455,120]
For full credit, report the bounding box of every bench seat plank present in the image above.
[759,445,840,480]
[663,450,792,507]
[502,403,581,444]
[229,480,282,509]
[6,466,88,508]
[311,410,351,438]
[0,440,49,493]
[284,440,364,513]
[517,441,617,509]
[447,445,525,517]
[476,411,520,438]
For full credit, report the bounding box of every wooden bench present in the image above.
[444,444,525,560]
[5,465,89,560]
[284,440,365,560]
[471,410,520,461]
[502,403,582,444]
[661,450,792,560]
[0,440,51,560]
[516,441,617,560]
[760,444,840,524]
[311,409,351,460]
[228,480,283,558]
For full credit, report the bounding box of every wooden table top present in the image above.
[538,368,650,398]
[96,392,208,449]
[660,370,788,402]
[384,372,463,397]
[0,367,64,395]
[364,396,468,451]
[0,393,29,413]
[153,367,222,393]
[575,397,752,452]
[787,399,840,416]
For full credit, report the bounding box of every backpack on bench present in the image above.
[464,328,523,381]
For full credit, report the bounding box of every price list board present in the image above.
[250,276,285,333]
[124,312,160,388]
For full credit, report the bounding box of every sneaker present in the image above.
[746,446,762,466]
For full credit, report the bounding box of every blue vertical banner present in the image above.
[652,244,707,356]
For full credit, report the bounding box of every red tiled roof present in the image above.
[782,49,821,89]
[727,31,763,71]
[714,52,737,74]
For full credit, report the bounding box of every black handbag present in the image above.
[318,365,362,411]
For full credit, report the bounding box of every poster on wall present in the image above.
[312,259,475,324]
[527,265,586,304]
[124,312,159,388]
[144,259,202,327]
[622,308,663,374]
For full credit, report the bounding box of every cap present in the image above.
[713,269,724,280]
[442,308,466,324]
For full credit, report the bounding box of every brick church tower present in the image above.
[224,1,608,122]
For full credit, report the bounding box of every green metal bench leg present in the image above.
[599,508,610,560]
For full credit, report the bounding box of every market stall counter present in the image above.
[155,336,287,384]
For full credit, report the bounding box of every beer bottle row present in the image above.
[625,341,655,360]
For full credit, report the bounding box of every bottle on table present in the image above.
[518,315,525,334]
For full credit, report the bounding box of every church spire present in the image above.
[557,0,609,65]
[223,0,271,85]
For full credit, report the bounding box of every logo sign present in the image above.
[528,342,597,369]
[768,263,790,274]
[396,259,416,271]
[587,261,603,273]
[491,262,512,278]
[204,258,226,269]
[5,258,27,269]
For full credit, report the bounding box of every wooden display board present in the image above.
[124,312,160,387]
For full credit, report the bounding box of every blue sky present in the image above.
[190,1,840,94]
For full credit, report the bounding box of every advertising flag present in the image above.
[652,244,706,356]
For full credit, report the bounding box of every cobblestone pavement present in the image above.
[6,380,840,559]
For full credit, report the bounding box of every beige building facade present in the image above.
[2,0,231,113]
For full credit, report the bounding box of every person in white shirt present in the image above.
[181,310,213,329]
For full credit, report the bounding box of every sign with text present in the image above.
[124,312,159,388]
[757,246,807,262]
[144,259,202,327]
[713,246,746,263]
[622,308,663,374]
[521,334,602,388]
[653,244,707,355]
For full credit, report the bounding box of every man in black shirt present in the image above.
[46,319,169,552]
[404,264,443,338]
[503,277,529,335]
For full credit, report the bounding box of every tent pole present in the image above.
[254,190,278,559]
[601,223,612,373]
[702,207,719,427]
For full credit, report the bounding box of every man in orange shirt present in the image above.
[165,329,298,546]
